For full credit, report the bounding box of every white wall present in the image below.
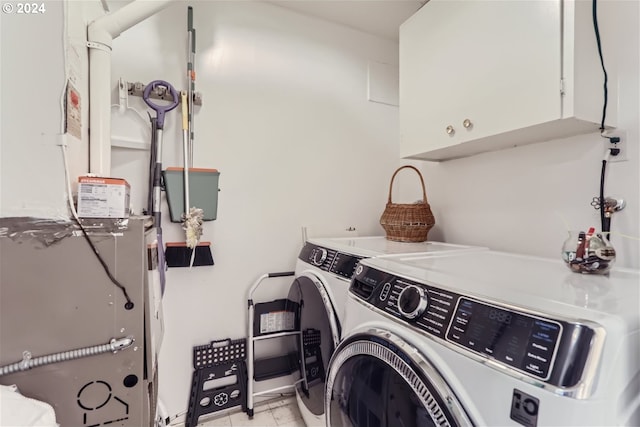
[1,1,67,217]
[412,0,639,269]
[108,1,405,417]
[0,0,103,218]
[2,0,637,421]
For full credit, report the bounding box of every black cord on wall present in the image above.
[75,219,135,310]
[592,0,613,236]
[592,0,608,133]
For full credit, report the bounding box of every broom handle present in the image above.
[181,91,190,214]
[388,165,428,203]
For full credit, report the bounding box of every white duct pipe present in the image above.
[88,0,176,175]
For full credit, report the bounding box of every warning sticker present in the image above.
[65,81,81,140]
[260,311,295,334]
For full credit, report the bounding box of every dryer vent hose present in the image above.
[0,336,134,377]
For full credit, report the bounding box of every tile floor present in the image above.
[195,396,305,427]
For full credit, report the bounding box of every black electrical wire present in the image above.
[75,219,134,310]
[593,0,612,238]
[60,143,133,310]
[592,0,608,131]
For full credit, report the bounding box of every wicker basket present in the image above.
[380,165,435,242]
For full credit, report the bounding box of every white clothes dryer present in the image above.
[326,251,640,427]
[290,237,486,426]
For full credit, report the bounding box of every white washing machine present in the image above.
[290,237,486,426]
[326,250,640,427]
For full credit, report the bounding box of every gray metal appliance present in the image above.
[0,216,164,427]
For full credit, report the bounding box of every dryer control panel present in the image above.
[446,298,562,380]
[350,265,595,389]
[298,243,363,279]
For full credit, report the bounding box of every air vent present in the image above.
[351,279,376,300]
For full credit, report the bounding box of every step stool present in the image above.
[185,338,247,427]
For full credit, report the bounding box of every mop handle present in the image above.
[189,29,196,168]
[181,91,190,213]
[187,6,196,168]
[143,80,179,129]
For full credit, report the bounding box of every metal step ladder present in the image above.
[246,272,306,418]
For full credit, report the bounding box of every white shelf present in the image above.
[111,135,150,150]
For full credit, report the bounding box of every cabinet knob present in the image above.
[446,125,455,135]
[463,119,473,129]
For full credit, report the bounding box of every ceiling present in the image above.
[269,0,426,41]
[107,1,425,42]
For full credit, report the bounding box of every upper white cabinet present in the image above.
[399,0,617,161]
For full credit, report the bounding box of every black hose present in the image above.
[599,159,611,237]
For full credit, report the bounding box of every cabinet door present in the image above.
[400,0,563,159]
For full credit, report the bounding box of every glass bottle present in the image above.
[562,230,615,274]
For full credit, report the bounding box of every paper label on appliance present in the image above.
[260,311,295,334]
[78,181,130,218]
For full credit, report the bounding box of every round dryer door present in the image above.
[288,274,341,420]
[326,329,474,427]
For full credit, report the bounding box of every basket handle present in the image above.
[388,165,428,203]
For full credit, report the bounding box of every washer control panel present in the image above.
[397,285,428,319]
[298,243,363,279]
[383,276,457,340]
[311,247,328,266]
[447,298,562,380]
[350,265,595,388]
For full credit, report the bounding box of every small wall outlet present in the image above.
[604,130,627,163]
